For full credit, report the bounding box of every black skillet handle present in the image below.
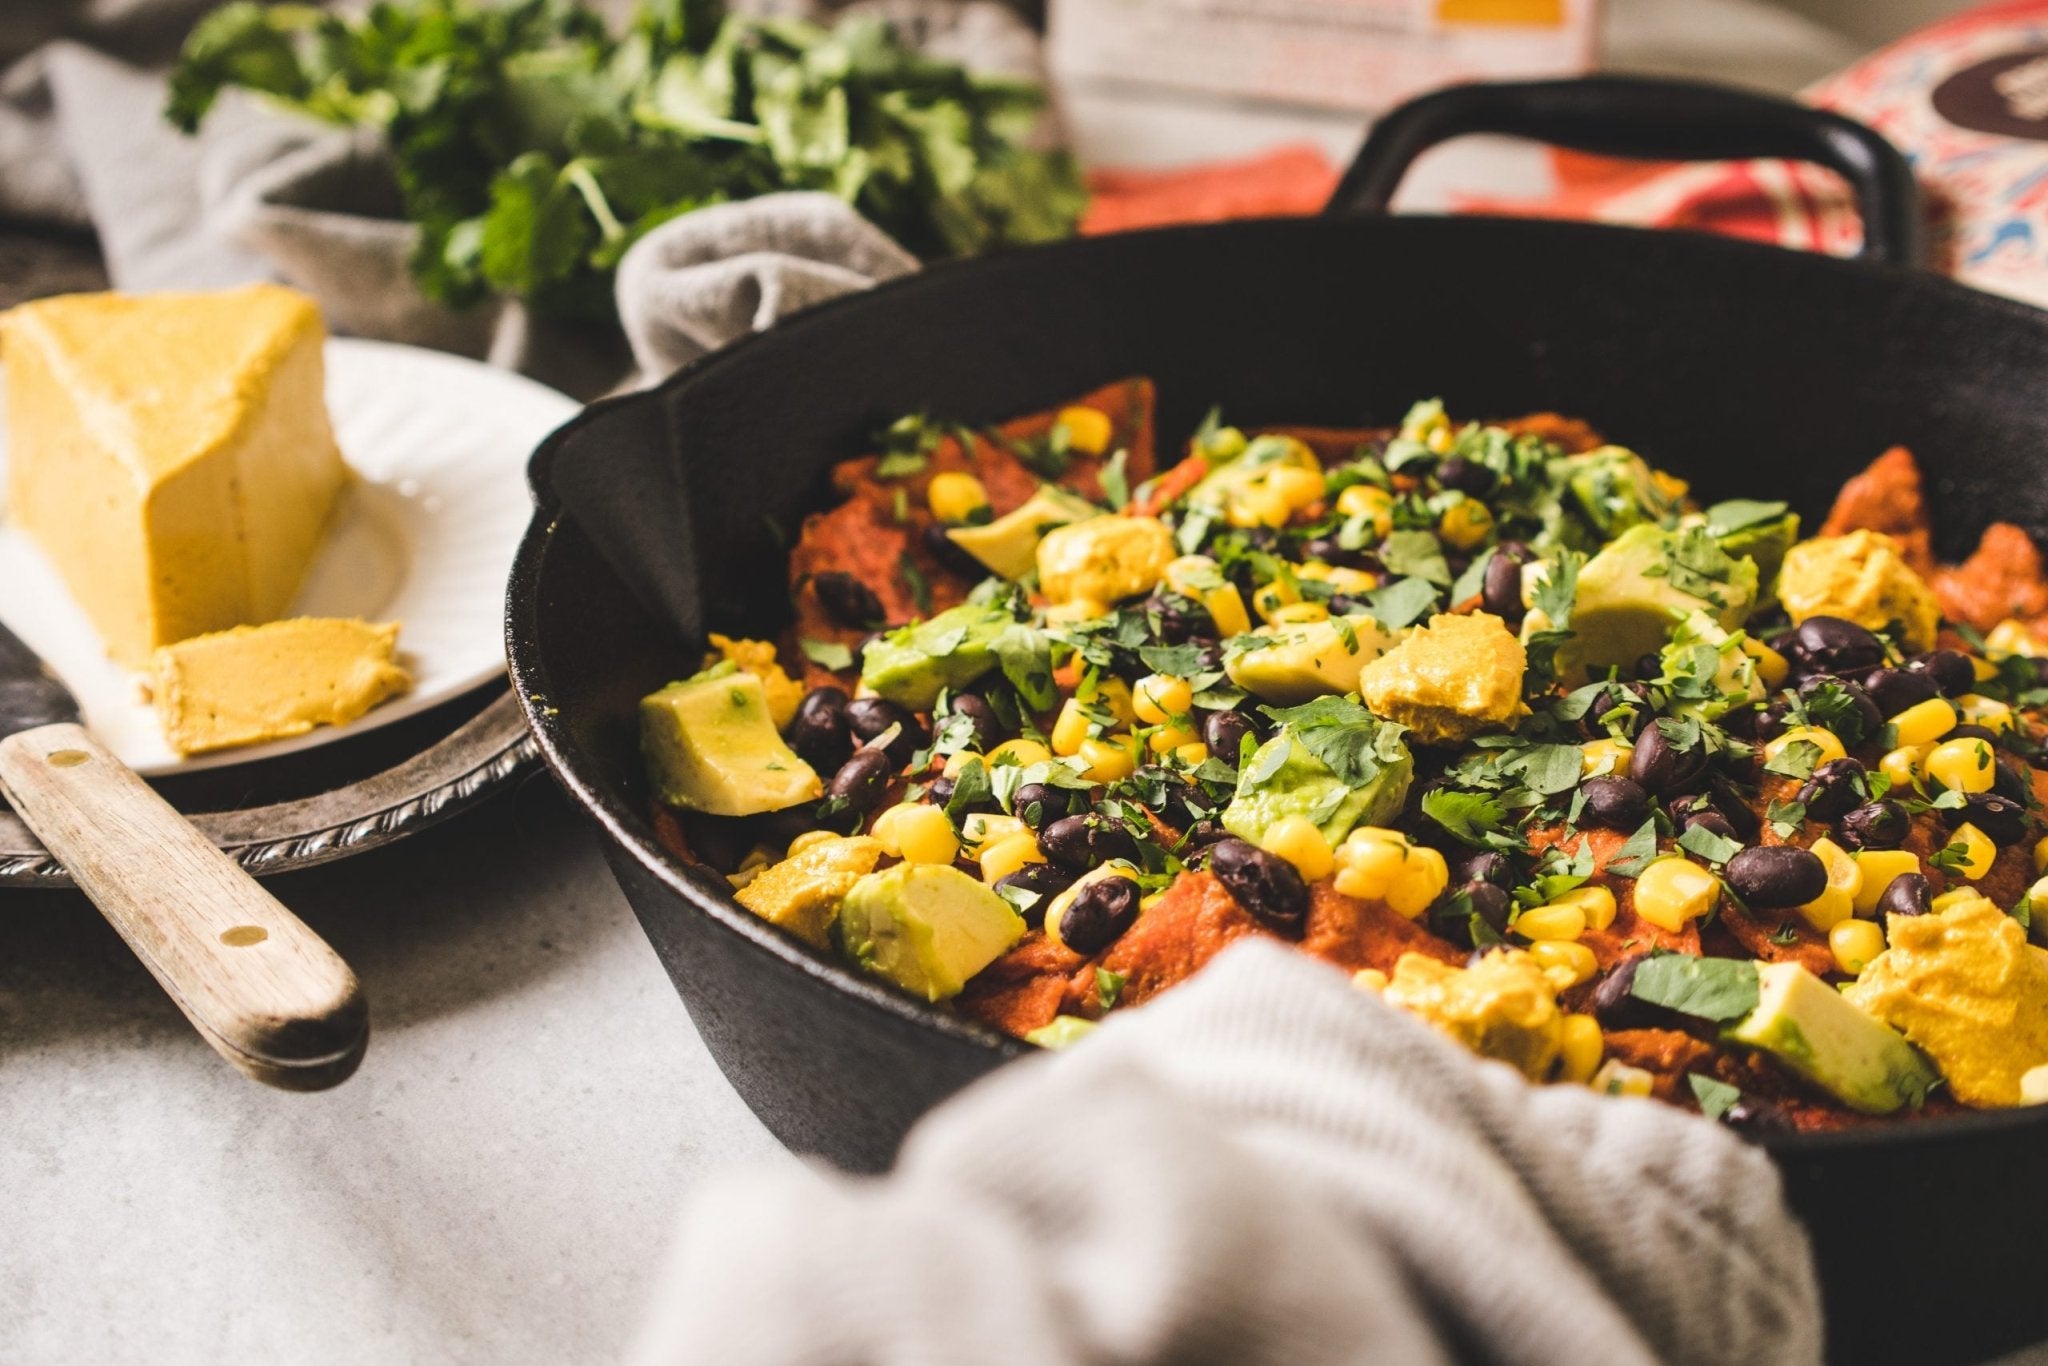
[1326,76,1924,268]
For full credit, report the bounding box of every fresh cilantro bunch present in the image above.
[166,0,1086,318]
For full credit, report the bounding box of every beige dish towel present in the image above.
[630,941,1822,1366]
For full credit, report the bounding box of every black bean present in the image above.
[1634,653,1665,681]
[922,522,988,577]
[1948,723,2001,745]
[1297,537,1374,571]
[1481,548,1525,622]
[1010,782,1072,831]
[1587,957,1680,1031]
[844,696,927,766]
[1717,704,1762,741]
[1208,838,1309,936]
[1796,758,1867,823]
[1202,710,1261,766]
[1142,770,1204,829]
[1039,813,1138,870]
[1955,792,2030,846]
[1837,800,1909,850]
[1576,681,1652,740]
[825,747,894,814]
[943,692,1001,752]
[814,571,886,628]
[1581,775,1650,830]
[1682,809,1739,843]
[1907,649,1977,698]
[1629,723,1707,796]
[1754,702,1793,743]
[1861,666,1939,718]
[1434,881,1513,948]
[1790,616,1885,675]
[1877,871,1933,918]
[1453,849,1515,888]
[1725,845,1829,909]
[787,686,852,772]
[1721,1098,1795,1138]
[1705,779,1763,841]
[1798,677,1883,745]
[1053,876,1142,955]
[1180,819,1230,854]
[1435,454,1494,496]
[993,863,1078,929]
[1144,592,1217,645]
[1994,758,2032,806]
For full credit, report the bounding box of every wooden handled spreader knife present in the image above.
[0,619,366,1089]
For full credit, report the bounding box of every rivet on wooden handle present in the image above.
[0,722,366,1089]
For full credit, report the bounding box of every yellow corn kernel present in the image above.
[871,803,961,865]
[1078,735,1140,783]
[1989,619,2048,659]
[2036,834,2048,875]
[1764,725,1849,769]
[1530,939,1599,989]
[1931,887,1982,914]
[1163,554,1217,596]
[1262,814,1336,882]
[1056,405,1113,456]
[2029,875,2048,915]
[1267,464,1327,512]
[2022,1064,2048,1106]
[1741,636,1790,689]
[1133,673,1194,724]
[1389,846,1449,919]
[942,750,984,778]
[1173,741,1211,767]
[1325,566,1379,594]
[1557,1014,1605,1085]
[1798,837,1862,932]
[1633,857,1722,933]
[925,470,990,523]
[1890,697,1959,748]
[1851,849,1921,916]
[1516,900,1587,942]
[1958,693,2016,733]
[988,738,1052,768]
[1550,884,1618,933]
[1045,597,1110,625]
[786,829,840,858]
[1927,737,1998,794]
[1335,484,1395,538]
[1050,698,1092,756]
[1085,676,1137,726]
[1203,583,1253,638]
[1437,497,1495,551]
[960,812,1029,852]
[1580,737,1634,778]
[1252,577,1301,620]
[978,832,1045,884]
[1296,561,1334,582]
[1331,828,1444,916]
[1592,1058,1655,1097]
[1228,484,1292,529]
[1949,821,1997,880]
[1269,600,1330,626]
[1829,918,1886,976]
[1147,724,1200,755]
[1972,654,2001,683]
[1879,744,1932,790]
[1352,967,1389,992]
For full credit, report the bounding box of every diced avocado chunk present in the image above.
[1223,705,1413,846]
[1706,502,1800,603]
[837,862,1026,1002]
[859,601,1014,709]
[1225,614,1393,705]
[1558,445,1682,539]
[1655,611,1765,722]
[1546,524,1758,683]
[640,665,822,815]
[946,484,1099,580]
[1025,1016,1099,1049]
[1186,433,1319,507]
[1725,961,1937,1115]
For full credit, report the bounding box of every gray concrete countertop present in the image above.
[0,783,782,1365]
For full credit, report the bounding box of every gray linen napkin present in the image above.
[630,940,1823,1366]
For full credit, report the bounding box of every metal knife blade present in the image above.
[0,618,81,736]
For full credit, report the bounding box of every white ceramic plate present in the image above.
[0,337,579,776]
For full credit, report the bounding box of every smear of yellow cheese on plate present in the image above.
[148,618,411,757]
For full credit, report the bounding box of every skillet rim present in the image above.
[508,209,2048,1152]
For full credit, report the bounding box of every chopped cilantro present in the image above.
[1496,743,1587,796]
[1687,1073,1743,1121]
[1378,530,1453,585]
[1421,788,1512,848]
[1765,797,1807,838]
[1366,576,1441,631]
[1101,449,1130,510]
[1095,967,1127,1009]
[1677,823,1743,865]
[1603,817,1662,879]
[944,759,993,823]
[1703,499,1789,535]
[1763,738,1824,781]
[1629,955,1759,1022]
[1257,696,1408,787]
[1930,839,1973,874]
[992,625,1058,712]
[899,554,932,616]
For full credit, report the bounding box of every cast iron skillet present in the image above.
[510,77,2048,1365]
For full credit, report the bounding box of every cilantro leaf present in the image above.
[1421,788,1511,848]
[1703,499,1790,535]
[1378,531,1453,585]
[1603,818,1662,879]
[1496,743,1586,796]
[1629,955,1760,1022]
[1101,449,1130,511]
[1257,696,1408,788]
[944,758,992,823]
[1095,967,1127,1009]
[1687,1073,1743,1121]
[992,624,1058,712]
[1365,576,1440,631]
[1677,822,1743,865]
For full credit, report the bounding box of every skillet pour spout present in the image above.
[509,77,2048,1366]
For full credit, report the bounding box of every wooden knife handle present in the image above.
[0,722,366,1090]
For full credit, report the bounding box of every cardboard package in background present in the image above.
[1047,0,1598,113]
